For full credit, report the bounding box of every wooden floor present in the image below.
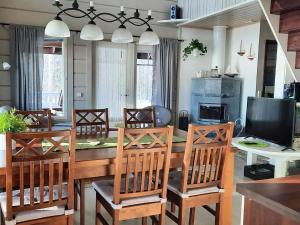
[74,155,249,225]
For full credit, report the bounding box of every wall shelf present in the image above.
[157,19,188,25]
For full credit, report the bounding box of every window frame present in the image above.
[135,45,154,109]
[42,38,70,121]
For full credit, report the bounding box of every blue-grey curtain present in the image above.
[152,38,179,110]
[10,25,44,110]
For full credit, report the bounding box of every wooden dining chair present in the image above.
[123,107,156,128]
[72,108,109,225]
[16,110,52,131]
[72,109,109,137]
[1,129,76,225]
[166,123,234,225]
[92,126,174,225]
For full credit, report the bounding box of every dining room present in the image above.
[0,0,238,224]
[2,0,300,225]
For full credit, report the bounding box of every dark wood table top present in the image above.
[237,176,300,223]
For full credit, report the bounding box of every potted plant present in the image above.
[0,109,27,166]
[182,39,208,61]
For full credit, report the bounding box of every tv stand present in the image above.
[232,137,300,178]
[243,136,252,140]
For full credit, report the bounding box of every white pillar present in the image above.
[212,26,227,74]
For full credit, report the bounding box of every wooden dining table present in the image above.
[0,128,235,225]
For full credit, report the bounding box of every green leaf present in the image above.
[182,39,208,60]
[0,109,27,133]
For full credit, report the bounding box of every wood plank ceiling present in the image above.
[179,1,266,29]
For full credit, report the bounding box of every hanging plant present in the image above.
[182,39,207,61]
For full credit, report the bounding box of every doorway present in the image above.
[262,40,278,98]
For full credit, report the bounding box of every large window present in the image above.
[42,39,65,116]
[136,47,154,108]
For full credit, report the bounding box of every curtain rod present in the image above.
[0,22,184,42]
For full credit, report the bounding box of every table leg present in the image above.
[274,159,288,178]
[246,152,257,165]
[239,195,245,225]
[80,180,85,225]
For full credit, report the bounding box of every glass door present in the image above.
[95,41,135,121]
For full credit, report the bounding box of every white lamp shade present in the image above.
[2,62,11,71]
[80,23,104,41]
[112,28,133,43]
[45,19,70,38]
[139,30,160,45]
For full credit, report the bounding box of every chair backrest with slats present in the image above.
[113,126,173,204]
[73,109,109,137]
[5,130,75,221]
[181,123,234,193]
[123,108,156,128]
[16,110,52,131]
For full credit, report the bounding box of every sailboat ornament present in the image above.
[248,43,255,61]
[224,65,239,78]
[237,40,246,56]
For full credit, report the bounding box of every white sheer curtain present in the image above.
[95,41,135,121]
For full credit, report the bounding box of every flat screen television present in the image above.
[245,97,296,147]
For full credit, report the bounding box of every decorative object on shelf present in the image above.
[248,43,255,61]
[45,0,159,45]
[237,40,246,56]
[170,5,182,20]
[210,66,221,78]
[182,39,207,61]
[224,65,239,78]
[196,70,209,78]
[0,109,27,167]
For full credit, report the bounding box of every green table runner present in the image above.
[43,135,186,151]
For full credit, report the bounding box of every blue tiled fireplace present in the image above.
[191,77,242,124]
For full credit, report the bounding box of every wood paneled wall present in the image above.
[73,34,92,109]
[0,26,11,106]
[179,0,251,20]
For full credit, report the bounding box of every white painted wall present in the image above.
[225,23,261,125]
[177,27,213,120]
[274,46,296,98]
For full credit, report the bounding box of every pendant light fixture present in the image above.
[45,0,160,45]
[139,28,160,45]
[112,25,133,43]
[80,21,104,41]
[45,16,70,38]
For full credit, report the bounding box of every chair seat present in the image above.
[0,184,68,223]
[167,171,221,198]
[92,179,165,210]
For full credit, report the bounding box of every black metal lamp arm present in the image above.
[91,12,123,24]
[122,17,152,28]
[52,0,153,29]
[57,7,94,20]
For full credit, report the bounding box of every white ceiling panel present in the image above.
[179,1,265,29]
